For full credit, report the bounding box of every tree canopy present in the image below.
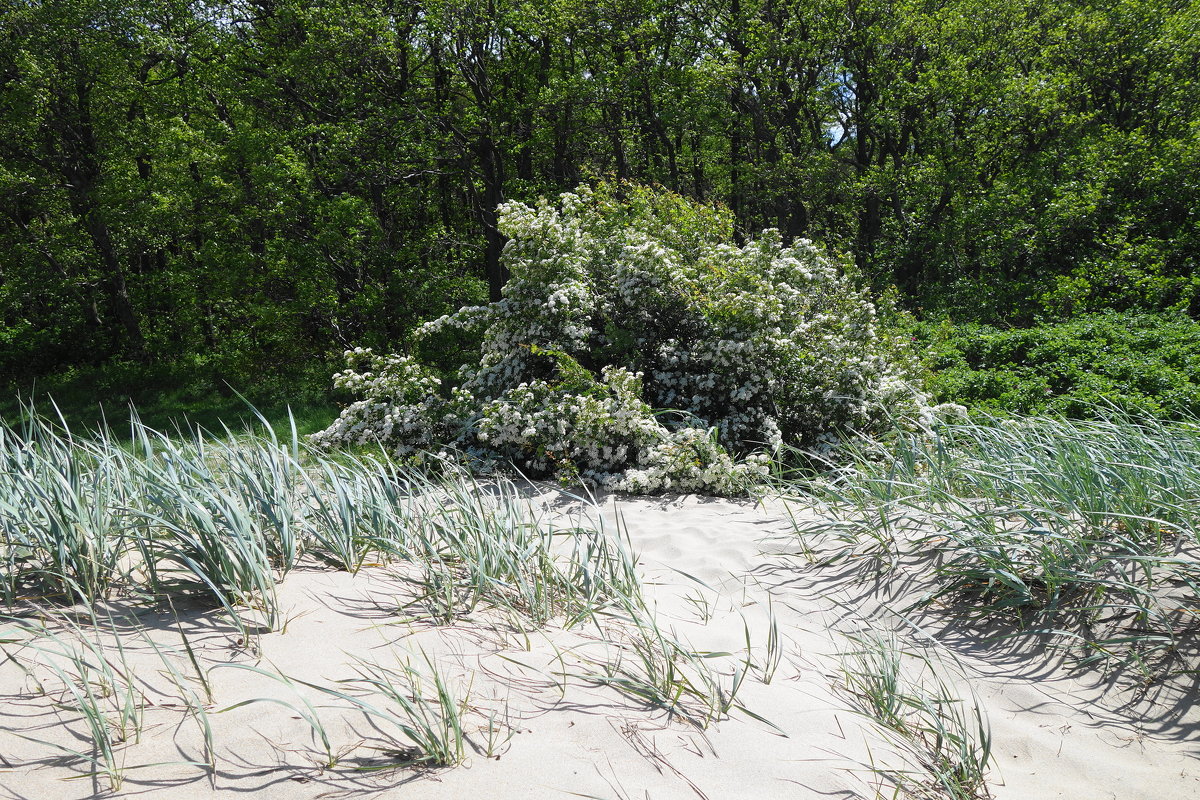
[3,0,1198,390]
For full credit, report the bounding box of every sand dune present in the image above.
[2,491,1196,799]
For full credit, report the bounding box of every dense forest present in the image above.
[2,0,1198,409]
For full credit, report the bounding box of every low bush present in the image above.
[916,312,1200,418]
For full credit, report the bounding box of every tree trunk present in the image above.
[477,130,507,302]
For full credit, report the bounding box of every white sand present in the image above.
[2,492,1197,799]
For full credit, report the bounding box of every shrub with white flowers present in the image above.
[312,184,927,493]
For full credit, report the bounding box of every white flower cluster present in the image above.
[312,185,927,493]
[614,427,772,495]
[474,364,660,485]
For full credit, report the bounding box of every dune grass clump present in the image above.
[3,613,145,790]
[796,411,1200,673]
[213,422,306,575]
[316,650,472,768]
[1,608,221,791]
[215,648,491,771]
[0,409,643,639]
[397,476,642,628]
[581,597,764,731]
[0,419,131,605]
[838,628,992,800]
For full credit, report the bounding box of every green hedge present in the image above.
[915,312,1200,418]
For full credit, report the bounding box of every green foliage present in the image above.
[0,362,339,440]
[916,312,1200,418]
[4,0,1200,394]
[0,0,487,390]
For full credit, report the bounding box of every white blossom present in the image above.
[311,186,929,494]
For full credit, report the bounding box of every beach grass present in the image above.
[792,410,1200,676]
[0,407,664,787]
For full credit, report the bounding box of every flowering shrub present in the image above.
[312,184,926,493]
